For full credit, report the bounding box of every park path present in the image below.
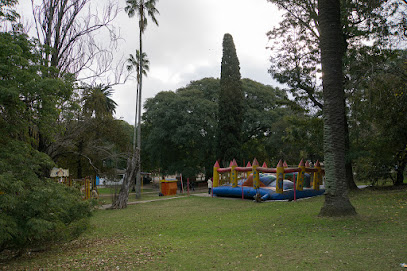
[99,188,210,210]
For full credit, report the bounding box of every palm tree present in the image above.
[318,0,356,216]
[110,0,159,208]
[127,50,150,151]
[82,84,117,119]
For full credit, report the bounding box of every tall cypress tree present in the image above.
[217,33,244,165]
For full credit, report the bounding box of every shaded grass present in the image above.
[2,188,407,270]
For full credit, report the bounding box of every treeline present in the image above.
[141,77,323,179]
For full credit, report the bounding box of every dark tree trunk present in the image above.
[344,114,358,190]
[77,139,84,179]
[135,14,144,200]
[395,156,406,186]
[318,0,356,217]
[111,152,138,209]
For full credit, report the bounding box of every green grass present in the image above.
[2,187,407,270]
[97,187,155,195]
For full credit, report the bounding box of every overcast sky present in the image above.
[18,0,284,124]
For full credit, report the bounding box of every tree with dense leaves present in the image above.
[81,83,118,120]
[348,49,407,185]
[0,12,93,254]
[217,33,244,165]
[266,0,402,189]
[142,77,297,179]
[318,0,356,217]
[143,78,218,179]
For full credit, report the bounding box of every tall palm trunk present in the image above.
[135,7,144,199]
[318,0,356,216]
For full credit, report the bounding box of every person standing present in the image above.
[208,178,213,194]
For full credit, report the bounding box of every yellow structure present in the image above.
[230,159,238,187]
[313,160,322,190]
[296,159,305,191]
[246,162,253,179]
[275,160,284,193]
[252,159,260,189]
[84,177,91,200]
[213,161,220,187]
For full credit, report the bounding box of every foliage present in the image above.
[0,139,93,253]
[53,118,132,179]
[81,83,118,119]
[0,28,94,253]
[217,33,244,164]
[0,0,19,26]
[0,31,74,148]
[143,78,218,178]
[267,0,400,110]
[267,0,405,187]
[143,77,306,177]
[350,49,407,184]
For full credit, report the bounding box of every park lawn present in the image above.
[1,187,406,270]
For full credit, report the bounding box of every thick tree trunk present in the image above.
[395,159,406,186]
[344,114,358,190]
[318,0,356,217]
[77,139,84,178]
[111,153,138,209]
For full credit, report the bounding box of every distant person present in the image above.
[208,178,213,194]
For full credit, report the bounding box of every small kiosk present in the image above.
[160,179,178,196]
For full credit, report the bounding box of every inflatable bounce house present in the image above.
[212,159,325,201]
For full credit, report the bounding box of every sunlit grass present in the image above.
[2,187,407,270]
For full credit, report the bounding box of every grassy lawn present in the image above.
[96,187,206,206]
[1,187,407,270]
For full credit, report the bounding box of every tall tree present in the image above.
[266,0,400,189]
[0,22,93,254]
[30,0,120,80]
[111,0,159,208]
[127,50,149,151]
[125,0,159,199]
[217,33,244,165]
[318,0,356,216]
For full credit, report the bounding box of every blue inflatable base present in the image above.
[213,186,325,201]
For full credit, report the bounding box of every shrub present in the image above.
[0,140,93,254]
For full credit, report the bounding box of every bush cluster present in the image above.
[0,140,94,253]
